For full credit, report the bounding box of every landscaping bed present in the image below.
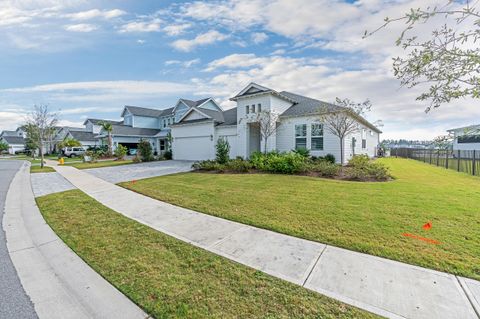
[66,159,134,170]
[120,158,480,280]
[36,190,376,319]
[193,152,391,182]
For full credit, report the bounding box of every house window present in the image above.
[295,124,307,150]
[251,104,255,113]
[163,120,166,128]
[362,129,366,149]
[168,118,171,125]
[160,139,166,151]
[245,105,249,114]
[458,135,480,143]
[258,103,262,112]
[311,124,324,150]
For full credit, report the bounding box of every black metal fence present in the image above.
[391,148,480,176]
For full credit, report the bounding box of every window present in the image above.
[295,124,307,150]
[168,118,171,125]
[163,120,166,128]
[362,129,366,149]
[245,105,249,114]
[160,139,166,151]
[251,104,255,113]
[258,103,262,112]
[458,135,480,143]
[311,124,323,150]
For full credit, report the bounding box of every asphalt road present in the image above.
[0,161,37,318]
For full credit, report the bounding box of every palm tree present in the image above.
[101,122,113,156]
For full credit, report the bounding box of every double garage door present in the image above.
[173,136,213,161]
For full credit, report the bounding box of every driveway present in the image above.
[0,161,37,318]
[83,160,194,183]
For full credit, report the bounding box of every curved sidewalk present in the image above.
[3,162,148,319]
[52,163,480,319]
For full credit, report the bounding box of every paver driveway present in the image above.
[82,160,194,183]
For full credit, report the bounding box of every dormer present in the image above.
[121,105,163,129]
[230,82,295,123]
[173,98,222,123]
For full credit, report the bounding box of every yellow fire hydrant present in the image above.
[58,157,65,165]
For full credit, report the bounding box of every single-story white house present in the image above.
[170,83,381,163]
[447,124,480,151]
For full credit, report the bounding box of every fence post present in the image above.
[424,149,427,162]
[436,151,439,166]
[458,150,461,172]
[430,150,432,164]
[473,150,476,176]
[445,150,449,169]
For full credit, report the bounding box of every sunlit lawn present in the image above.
[37,190,377,319]
[120,158,480,280]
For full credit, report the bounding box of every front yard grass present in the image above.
[66,159,134,170]
[30,165,55,173]
[120,158,480,280]
[36,190,376,319]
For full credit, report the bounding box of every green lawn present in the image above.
[120,158,480,280]
[37,190,376,319]
[66,159,134,169]
[30,165,55,173]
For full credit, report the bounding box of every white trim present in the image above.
[196,98,224,112]
[178,107,212,123]
[235,82,272,97]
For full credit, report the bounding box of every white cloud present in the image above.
[65,9,125,21]
[251,32,268,44]
[119,18,162,33]
[165,58,201,68]
[0,110,26,131]
[171,30,228,52]
[163,23,191,36]
[64,23,97,32]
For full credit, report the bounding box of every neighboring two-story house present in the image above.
[170,83,381,163]
[447,124,480,151]
[0,128,26,154]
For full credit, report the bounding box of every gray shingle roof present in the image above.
[199,108,224,122]
[110,124,161,137]
[280,91,342,117]
[84,119,123,125]
[123,106,164,117]
[159,107,174,117]
[0,130,18,137]
[180,98,210,108]
[217,107,237,126]
[68,130,96,142]
[1,136,25,144]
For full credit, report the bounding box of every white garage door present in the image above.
[173,136,212,160]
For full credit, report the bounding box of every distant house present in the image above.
[0,129,25,154]
[447,124,480,151]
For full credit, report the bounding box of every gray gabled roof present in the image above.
[217,107,237,126]
[280,91,342,117]
[84,118,123,125]
[0,130,18,137]
[123,105,164,118]
[179,98,210,108]
[68,130,96,142]
[1,136,25,145]
[280,91,382,133]
[109,124,161,137]
[159,107,174,117]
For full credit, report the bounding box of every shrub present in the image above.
[324,153,336,164]
[309,161,340,177]
[132,155,141,163]
[114,145,128,160]
[251,151,307,174]
[215,138,230,164]
[138,139,154,162]
[84,150,99,163]
[293,148,310,158]
[163,150,172,160]
[192,160,225,172]
[225,158,253,172]
[345,155,390,181]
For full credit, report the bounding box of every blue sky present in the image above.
[1,0,478,139]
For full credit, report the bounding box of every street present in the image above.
[0,161,37,318]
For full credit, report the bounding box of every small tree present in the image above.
[255,111,280,154]
[432,134,453,150]
[100,122,114,156]
[114,144,128,160]
[215,137,230,164]
[318,98,373,165]
[137,139,153,162]
[0,141,8,153]
[24,105,58,168]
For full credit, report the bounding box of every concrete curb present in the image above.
[3,161,148,319]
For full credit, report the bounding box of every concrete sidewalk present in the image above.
[3,162,148,319]
[52,163,480,319]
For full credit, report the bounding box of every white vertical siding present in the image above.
[215,126,238,158]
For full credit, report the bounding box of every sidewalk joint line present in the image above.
[208,225,249,249]
[302,245,327,287]
[456,276,480,319]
